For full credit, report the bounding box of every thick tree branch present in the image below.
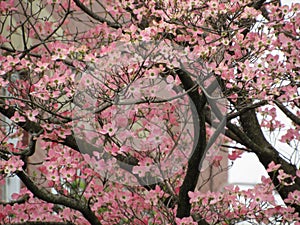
[175,69,208,225]
[229,109,300,213]
[16,171,102,225]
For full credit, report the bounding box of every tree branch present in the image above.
[229,108,300,213]
[175,69,208,225]
[227,100,268,121]
[16,171,102,225]
[274,100,300,126]
[0,194,29,206]
[72,0,121,29]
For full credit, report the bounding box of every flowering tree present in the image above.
[0,0,300,224]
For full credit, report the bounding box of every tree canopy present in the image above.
[0,0,299,224]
